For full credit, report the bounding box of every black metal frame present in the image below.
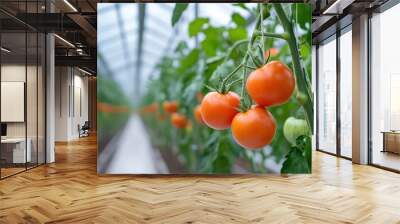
[0,0,47,180]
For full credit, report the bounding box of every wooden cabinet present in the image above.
[382,132,400,154]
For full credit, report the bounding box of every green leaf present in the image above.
[231,12,246,26]
[200,27,223,56]
[212,155,231,173]
[189,17,209,37]
[281,147,310,174]
[171,3,189,26]
[178,49,199,73]
[209,61,234,84]
[212,135,234,173]
[281,135,311,174]
[201,39,217,57]
[300,136,312,169]
[206,55,224,65]
[294,3,311,30]
[228,27,247,42]
[175,41,188,53]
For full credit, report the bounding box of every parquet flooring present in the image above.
[1,135,400,223]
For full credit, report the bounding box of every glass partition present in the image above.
[27,30,38,169]
[317,36,337,154]
[370,3,400,171]
[0,1,46,179]
[1,30,27,177]
[38,32,45,165]
[339,28,352,158]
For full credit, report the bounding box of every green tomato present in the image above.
[283,117,310,145]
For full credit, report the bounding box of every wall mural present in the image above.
[97,3,313,174]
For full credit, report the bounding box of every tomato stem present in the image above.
[273,3,314,132]
[238,4,265,111]
[254,31,287,40]
[248,52,263,68]
[219,63,243,93]
[240,55,249,100]
[226,78,243,91]
[243,64,257,70]
[204,84,216,92]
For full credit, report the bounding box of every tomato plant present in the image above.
[140,3,312,174]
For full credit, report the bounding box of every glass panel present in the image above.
[318,37,337,154]
[371,4,400,171]
[27,31,38,169]
[339,29,352,158]
[38,32,45,165]
[26,0,39,169]
[1,30,27,177]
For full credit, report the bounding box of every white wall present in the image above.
[1,65,40,138]
[54,67,89,141]
[1,63,46,164]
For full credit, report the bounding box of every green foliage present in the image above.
[171,3,189,26]
[281,135,311,173]
[98,76,131,106]
[293,3,312,30]
[232,13,247,26]
[201,27,224,57]
[227,27,248,42]
[189,18,209,37]
[97,75,131,145]
[178,49,200,73]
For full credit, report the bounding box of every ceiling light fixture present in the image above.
[78,67,93,76]
[63,0,78,12]
[54,34,75,48]
[1,47,11,53]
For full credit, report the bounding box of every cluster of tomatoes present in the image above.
[199,60,295,149]
[143,60,295,150]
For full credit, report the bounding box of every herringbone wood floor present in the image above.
[1,135,400,224]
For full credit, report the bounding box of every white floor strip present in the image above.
[105,114,168,174]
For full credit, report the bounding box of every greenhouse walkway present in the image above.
[103,114,168,174]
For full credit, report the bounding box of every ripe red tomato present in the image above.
[194,105,204,125]
[231,106,276,149]
[163,101,178,113]
[171,113,188,129]
[200,91,240,130]
[246,61,295,107]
